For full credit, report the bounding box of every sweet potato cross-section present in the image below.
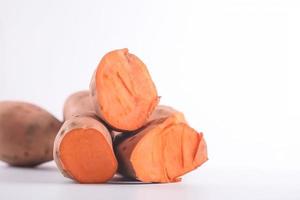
[90,48,159,131]
[54,116,117,183]
[115,106,208,183]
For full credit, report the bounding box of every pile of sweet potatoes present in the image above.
[0,48,207,183]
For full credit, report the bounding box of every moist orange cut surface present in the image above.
[59,128,117,183]
[130,123,207,183]
[95,49,158,130]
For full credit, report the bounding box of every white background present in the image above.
[0,0,300,199]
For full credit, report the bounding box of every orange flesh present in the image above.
[116,118,208,183]
[95,49,158,131]
[59,128,117,183]
[131,123,207,182]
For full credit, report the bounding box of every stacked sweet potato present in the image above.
[0,49,207,183]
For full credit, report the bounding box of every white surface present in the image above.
[0,162,299,200]
[0,0,300,199]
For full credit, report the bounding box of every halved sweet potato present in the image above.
[54,115,117,183]
[115,106,208,183]
[90,48,159,131]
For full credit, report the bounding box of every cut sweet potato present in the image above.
[63,90,95,120]
[54,115,117,183]
[115,106,208,183]
[147,105,186,123]
[90,48,159,131]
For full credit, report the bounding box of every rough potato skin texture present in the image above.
[0,101,62,166]
[63,90,95,120]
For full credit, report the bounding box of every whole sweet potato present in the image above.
[0,101,62,166]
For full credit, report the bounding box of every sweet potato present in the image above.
[63,90,95,120]
[115,105,208,183]
[90,48,159,131]
[54,115,117,183]
[147,105,186,123]
[0,101,62,166]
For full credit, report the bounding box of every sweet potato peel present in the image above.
[63,91,95,120]
[115,106,208,183]
[90,48,159,131]
[0,101,62,166]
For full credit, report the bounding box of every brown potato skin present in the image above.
[0,101,62,166]
[63,90,95,121]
